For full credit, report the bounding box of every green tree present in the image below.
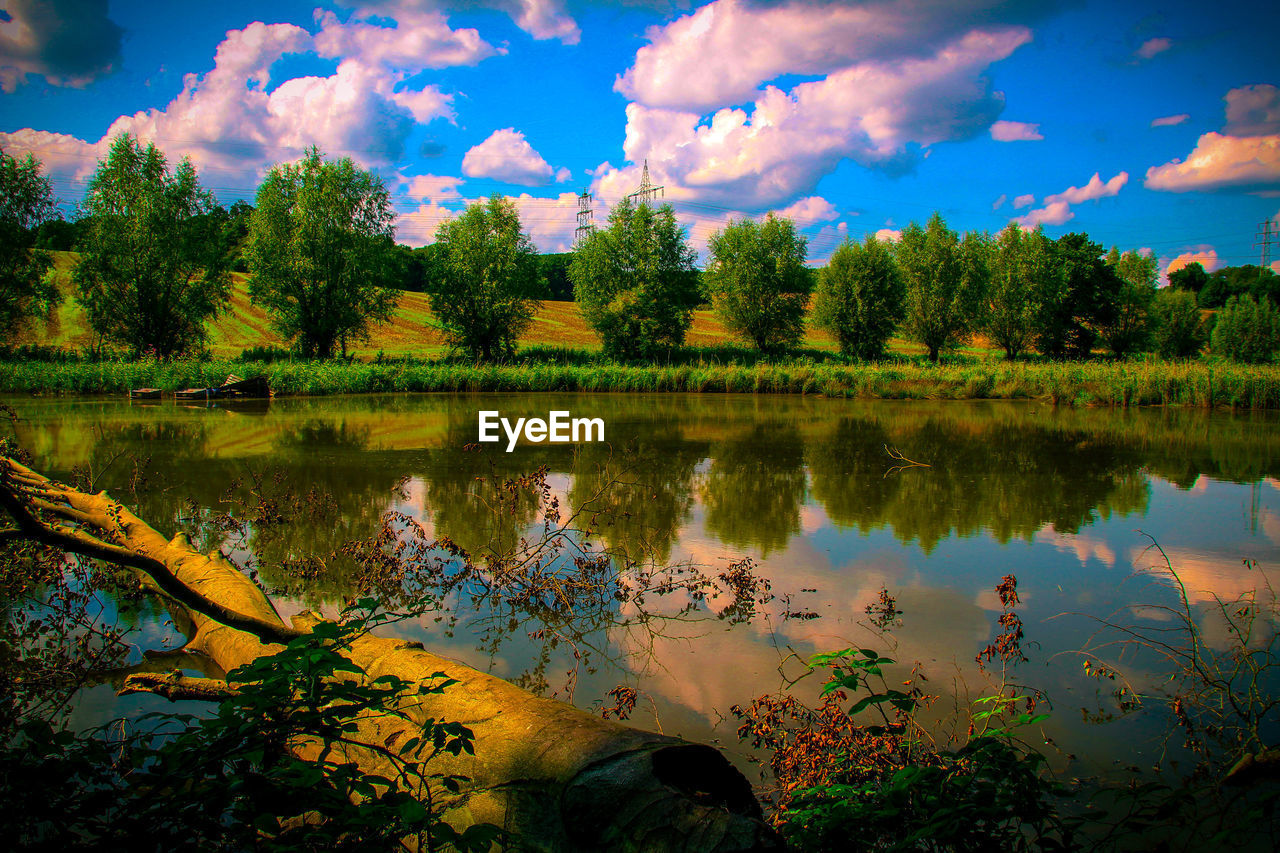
[247,148,398,358]
[1150,288,1209,359]
[569,198,697,359]
[985,224,1055,360]
[538,252,575,301]
[74,135,229,358]
[1168,261,1209,297]
[1100,247,1157,356]
[429,195,541,361]
[896,213,987,362]
[810,235,903,359]
[1037,233,1120,359]
[1211,294,1280,363]
[703,214,808,352]
[0,148,62,340]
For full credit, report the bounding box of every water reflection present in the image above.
[9,393,1280,773]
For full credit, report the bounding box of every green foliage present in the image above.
[1167,261,1209,297]
[897,213,988,362]
[1211,294,1280,363]
[0,148,61,341]
[704,214,809,353]
[74,135,230,358]
[1099,248,1157,356]
[1197,264,1280,309]
[538,252,575,301]
[569,198,698,359]
[780,731,1068,853]
[1,603,500,851]
[986,225,1056,360]
[1150,288,1209,359]
[247,147,399,359]
[429,195,541,361]
[811,235,903,359]
[1036,234,1120,359]
[743,644,1071,853]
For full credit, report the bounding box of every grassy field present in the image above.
[22,252,955,359]
[11,253,1279,408]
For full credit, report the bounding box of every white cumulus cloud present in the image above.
[990,120,1043,141]
[1013,171,1128,228]
[0,16,475,196]
[462,128,564,186]
[595,27,1031,208]
[771,195,839,224]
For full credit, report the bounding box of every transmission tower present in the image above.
[625,159,664,206]
[1257,217,1278,270]
[574,190,594,248]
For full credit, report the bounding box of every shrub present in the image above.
[1211,294,1280,363]
[1150,288,1209,359]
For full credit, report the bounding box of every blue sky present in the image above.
[1,0,1278,276]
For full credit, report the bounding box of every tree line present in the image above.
[2,136,1278,363]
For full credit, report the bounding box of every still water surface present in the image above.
[12,393,1280,779]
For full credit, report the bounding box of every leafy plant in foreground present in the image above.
[1,602,500,851]
[735,578,1072,852]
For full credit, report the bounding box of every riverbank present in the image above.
[3,357,1279,408]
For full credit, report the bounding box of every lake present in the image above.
[11,392,1280,782]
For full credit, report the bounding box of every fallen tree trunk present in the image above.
[0,455,779,851]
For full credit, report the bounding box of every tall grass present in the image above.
[2,356,1278,408]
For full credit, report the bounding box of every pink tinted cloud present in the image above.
[771,196,839,223]
[402,173,463,202]
[1147,86,1280,193]
[1013,171,1128,227]
[1145,132,1280,192]
[990,120,1043,141]
[1162,246,1221,283]
[1151,113,1189,127]
[461,128,562,186]
[315,7,501,71]
[0,0,123,92]
[615,0,1039,113]
[597,27,1030,208]
[1134,37,1172,60]
[1224,84,1280,136]
[336,0,579,44]
[3,17,475,195]
[1012,193,1035,208]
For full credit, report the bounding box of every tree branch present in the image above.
[118,671,240,702]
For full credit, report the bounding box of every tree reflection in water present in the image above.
[10,394,1279,766]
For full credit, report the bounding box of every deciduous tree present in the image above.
[1150,288,1209,359]
[74,135,229,358]
[986,224,1055,360]
[896,213,987,362]
[1100,247,1157,356]
[247,148,398,358]
[810,235,903,359]
[1036,233,1120,359]
[429,194,541,361]
[704,214,808,353]
[569,198,698,359]
[0,147,61,341]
